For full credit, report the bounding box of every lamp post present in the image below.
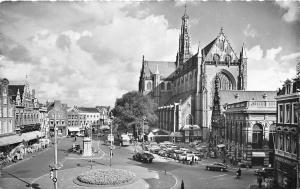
[109,112,114,167]
[142,116,146,143]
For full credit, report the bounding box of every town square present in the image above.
[0,1,299,189]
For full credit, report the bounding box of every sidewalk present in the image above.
[33,164,176,189]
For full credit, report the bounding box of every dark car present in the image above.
[255,167,274,178]
[133,152,154,163]
[206,163,228,172]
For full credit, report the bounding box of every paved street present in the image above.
[0,137,258,189]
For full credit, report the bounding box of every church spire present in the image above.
[177,4,192,66]
[240,43,247,59]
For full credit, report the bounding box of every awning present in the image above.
[68,127,80,132]
[22,131,43,141]
[0,134,23,147]
[252,152,266,157]
[217,144,225,148]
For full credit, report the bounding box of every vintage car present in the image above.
[158,150,167,157]
[206,163,228,172]
[133,152,154,163]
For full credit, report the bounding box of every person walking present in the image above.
[257,174,263,188]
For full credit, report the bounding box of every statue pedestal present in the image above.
[82,137,92,157]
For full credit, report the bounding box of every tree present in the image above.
[112,91,158,136]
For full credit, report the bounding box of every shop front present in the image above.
[275,156,297,189]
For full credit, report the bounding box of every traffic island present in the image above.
[74,168,136,187]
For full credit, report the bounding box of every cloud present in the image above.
[243,24,257,38]
[276,1,300,22]
[247,45,299,91]
[0,2,178,107]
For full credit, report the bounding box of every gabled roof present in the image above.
[202,30,238,61]
[219,90,277,108]
[78,107,100,113]
[8,85,25,101]
[144,60,176,78]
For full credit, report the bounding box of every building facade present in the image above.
[0,78,14,136]
[8,80,41,135]
[138,9,278,145]
[224,100,276,167]
[139,10,247,140]
[275,77,300,189]
[48,100,68,137]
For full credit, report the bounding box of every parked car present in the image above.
[133,152,154,163]
[206,163,228,172]
[255,167,274,178]
[149,146,160,154]
[76,133,84,137]
[186,153,199,161]
[158,150,167,157]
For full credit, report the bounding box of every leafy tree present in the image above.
[112,91,157,136]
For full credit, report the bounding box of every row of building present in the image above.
[139,8,299,189]
[0,77,110,155]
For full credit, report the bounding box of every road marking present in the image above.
[169,172,178,189]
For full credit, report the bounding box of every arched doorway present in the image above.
[252,123,264,166]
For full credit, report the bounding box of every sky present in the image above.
[0,1,299,107]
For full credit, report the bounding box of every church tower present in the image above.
[176,5,192,67]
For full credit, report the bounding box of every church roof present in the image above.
[144,61,176,78]
[8,85,25,101]
[165,92,192,105]
[78,107,100,113]
[219,90,277,108]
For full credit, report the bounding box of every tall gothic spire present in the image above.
[177,4,192,66]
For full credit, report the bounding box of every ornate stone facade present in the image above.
[0,78,14,136]
[225,100,276,167]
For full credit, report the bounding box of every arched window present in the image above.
[225,55,231,64]
[146,82,152,90]
[160,82,165,90]
[167,82,171,90]
[213,54,220,62]
[185,114,193,125]
[217,72,234,90]
[252,124,263,149]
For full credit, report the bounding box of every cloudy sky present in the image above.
[0,1,299,107]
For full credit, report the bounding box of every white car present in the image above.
[186,153,199,161]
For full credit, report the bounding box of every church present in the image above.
[138,9,276,143]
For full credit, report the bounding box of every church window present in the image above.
[160,82,165,90]
[213,54,220,62]
[167,82,171,90]
[185,114,193,125]
[146,81,152,90]
[225,55,231,64]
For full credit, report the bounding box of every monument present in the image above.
[82,127,92,157]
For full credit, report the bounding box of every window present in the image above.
[213,54,220,62]
[225,55,231,64]
[279,134,284,150]
[292,103,298,124]
[285,104,291,123]
[278,104,284,123]
[286,84,291,94]
[160,82,165,90]
[252,124,263,149]
[167,82,171,90]
[146,82,152,90]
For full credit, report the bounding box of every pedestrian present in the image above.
[191,155,194,165]
[223,158,226,164]
[75,136,77,141]
[257,174,263,188]
[181,180,184,189]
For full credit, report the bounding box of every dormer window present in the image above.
[286,84,291,94]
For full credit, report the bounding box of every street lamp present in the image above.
[109,111,114,167]
[142,116,146,143]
